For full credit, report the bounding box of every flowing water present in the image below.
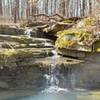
[0,50,100,100]
[43,50,69,93]
[24,28,32,38]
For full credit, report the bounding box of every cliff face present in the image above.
[0,65,45,90]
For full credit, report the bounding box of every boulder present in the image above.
[55,17,100,58]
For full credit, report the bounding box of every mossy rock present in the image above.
[0,47,54,69]
[0,49,38,69]
[55,29,91,48]
[84,17,94,26]
[76,17,96,29]
[56,30,100,52]
[55,16,100,52]
[63,19,74,23]
[0,49,17,69]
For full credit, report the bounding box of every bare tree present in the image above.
[0,0,99,21]
[13,0,19,23]
[32,0,37,15]
[45,0,48,14]
[53,0,56,14]
[0,0,2,16]
[61,0,65,16]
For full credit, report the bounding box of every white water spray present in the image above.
[24,28,32,38]
[43,50,68,93]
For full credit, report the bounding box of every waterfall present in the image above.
[24,28,32,38]
[43,50,68,93]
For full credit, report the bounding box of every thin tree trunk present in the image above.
[61,0,65,16]
[26,0,29,19]
[51,0,53,15]
[45,0,48,14]
[32,0,37,15]
[0,0,2,16]
[82,0,85,16]
[13,0,20,21]
[53,0,56,14]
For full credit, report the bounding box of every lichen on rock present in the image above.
[55,17,100,52]
[55,29,91,49]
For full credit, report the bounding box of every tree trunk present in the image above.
[26,0,29,19]
[45,0,48,14]
[0,0,2,16]
[13,0,20,23]
[32,0,37,15]
[51,0,53,15]
[82,0,85,16]
[53,0,56,14]
[61,0,65,16]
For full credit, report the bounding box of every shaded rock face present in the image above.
[24,27,47,39]
[60,56,100,90]
[74,62,100,89]
[31,28,44,38]
[0,54,100,90]
[0,65,45,90]
[0,57,82,90]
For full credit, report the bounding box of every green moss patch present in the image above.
[0,49,35,69]
[84,17,94,26]
[55,29,91,49]
[63,19,74,23]
[55,16,100,52]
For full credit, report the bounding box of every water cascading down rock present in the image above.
[43,50,69,93]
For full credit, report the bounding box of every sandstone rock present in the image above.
[0,34,54,48]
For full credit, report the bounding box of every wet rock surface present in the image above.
[0,65,45,90]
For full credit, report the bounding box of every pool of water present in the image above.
[1,89,100,100]
[10,92,84,100]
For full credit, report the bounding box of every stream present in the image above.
[4,91,92,100]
